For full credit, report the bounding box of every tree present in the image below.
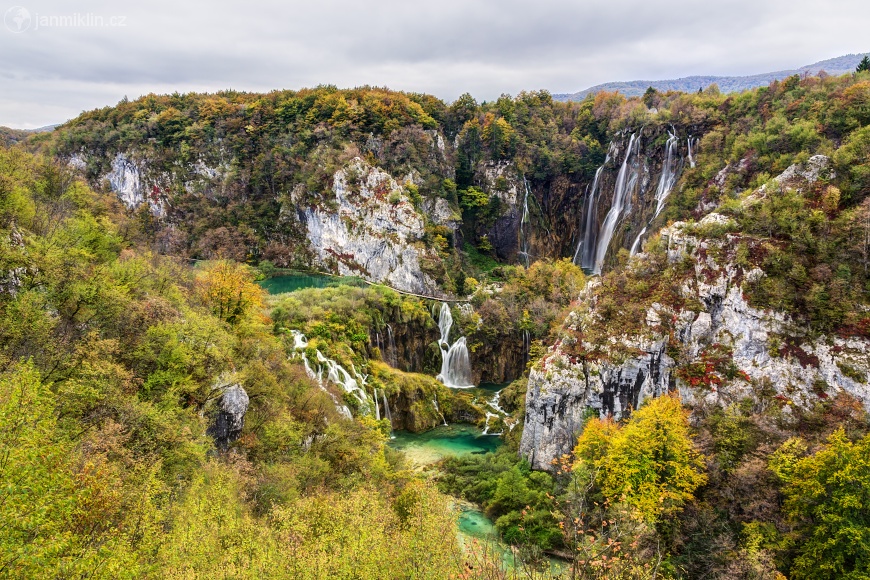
[781,429,870,580]
[195,260,265,324]
[574,394,707,525]
[857,55,870,73]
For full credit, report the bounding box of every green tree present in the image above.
[857,55,870,73]
[781,429,870,580]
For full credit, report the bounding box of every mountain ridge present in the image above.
[554,52,870,101]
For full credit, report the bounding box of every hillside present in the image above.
[3,69,870,578]
[554,52,870,100]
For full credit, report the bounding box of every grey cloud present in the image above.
[1,0,868,127]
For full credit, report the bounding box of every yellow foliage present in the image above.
[195,260,265,324]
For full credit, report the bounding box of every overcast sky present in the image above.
[1,0,868,128]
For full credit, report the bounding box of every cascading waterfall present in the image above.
[521,329,531,368]
[289,329,374,419]
[518,177,532,268]
[435,303,474,388]
[630,131,681,256]
[575,140,617,270]
[592,133,640,274]
[653,132,679,217]
[373,387,381,421]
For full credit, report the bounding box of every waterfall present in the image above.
[437,302,453,347]
[432,394,448,426]
[435,303,474,388]
[631,132,681,257]
[519,177,532,268]
[592,133,640,274]
[381,390,393,435]
[373,387,381,421]
[575,141,616,269]
[687,136,697,168]
[629,226,648,256]
[521,329,531,368]
[385,324,397,367]
[654,132,679,218]
[288,329,373,419]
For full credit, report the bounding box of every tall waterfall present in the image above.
[631,131,681,256]
[574,142,615,270]
[592,133,640,274]
[654,132,679,217]
[518,177,532,268]
[435,303,473,388]
[687,136,697,168]
[574,169,603,268]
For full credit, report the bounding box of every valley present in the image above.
[2,66,870,578]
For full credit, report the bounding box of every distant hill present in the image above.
[0,123,58,146]
[554,53,870,101]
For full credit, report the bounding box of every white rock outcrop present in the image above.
[106,153,144,208]
[297,158,442,296]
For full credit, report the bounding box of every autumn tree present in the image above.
[195,260,265,324]
[573,394,707,525]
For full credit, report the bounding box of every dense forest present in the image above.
[2,65,870,578]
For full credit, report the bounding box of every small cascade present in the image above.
[432,394,448,426]
[288,329,374,419]
[435,303,474,388]
[481,390,507,436]
[593,133,640,274]
[687,136,698,168]
[385,324,398,367]
[518,177,532,268]
[381,390,394,436]
[629,226,648,256]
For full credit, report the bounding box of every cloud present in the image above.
[1,0,868,127]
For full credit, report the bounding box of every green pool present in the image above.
[388,424,502,467]
[258,273,359,294]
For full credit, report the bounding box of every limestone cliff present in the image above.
[520,158,870,471]
[292,158,444,296]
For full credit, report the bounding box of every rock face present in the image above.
[106,153,145,209]
[207,384,250,451]
[520,206,870,471]
[295,158,443,296]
